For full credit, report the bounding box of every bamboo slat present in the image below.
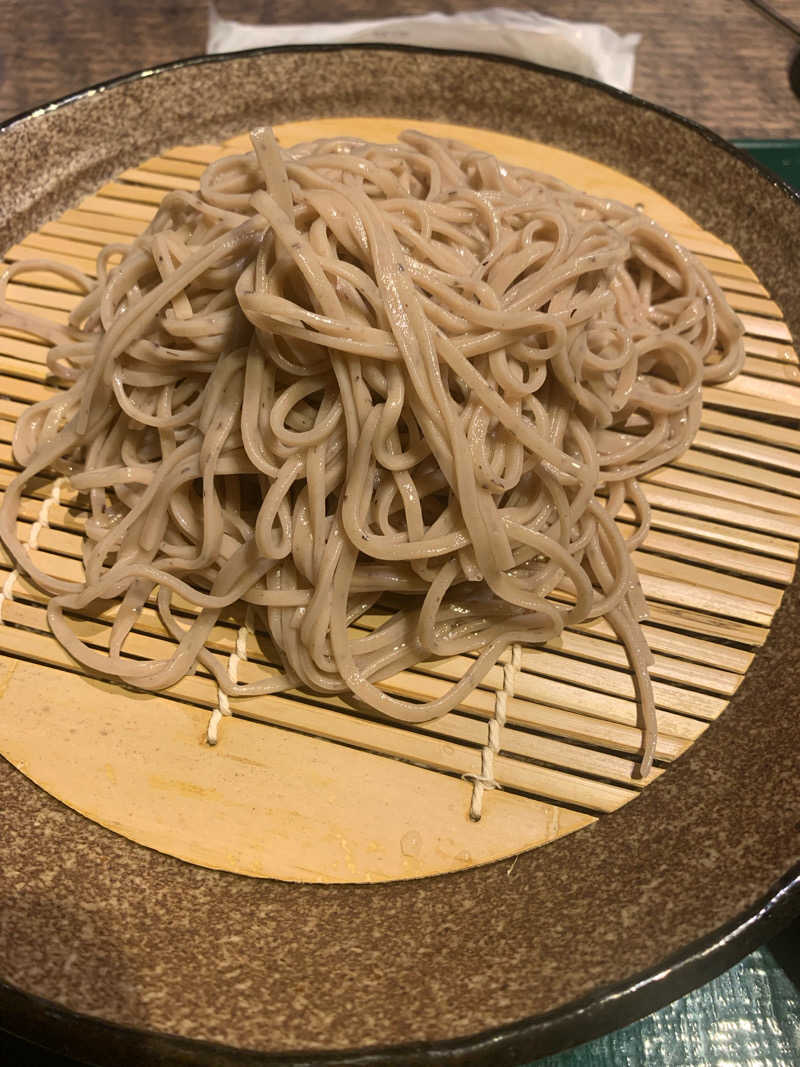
[725,292,783,318]
[675,448,800,495]
[738,313,793,343]
[117,167,200,192]
[0,118,795,885]
[741,356,800,383]
[699,407,800,451]
[54,207,147,236]
[691,430,800,477]
[742,335,797,363]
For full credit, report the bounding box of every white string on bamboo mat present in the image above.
[1,477,67,619]
[28,477,66,551]
[465,643,522,821]
[207,608,253,746]
[0,568,17,620]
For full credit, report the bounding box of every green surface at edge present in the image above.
[735,139,800,192]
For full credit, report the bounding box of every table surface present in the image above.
[0,2,799,1065]
[1,0,800,137]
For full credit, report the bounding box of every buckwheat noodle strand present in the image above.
[0,128,745,778]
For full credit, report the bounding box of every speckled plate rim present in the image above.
[0,43,798,1067]
[2,866,798,1067]
[4,42,800,230]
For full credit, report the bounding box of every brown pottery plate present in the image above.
[0,44,798,1067]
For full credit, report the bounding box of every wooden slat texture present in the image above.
[674,447,800,497]
[0,119,796,884]
[743,336,797,364]
[0,652,594,884]
[742,356,800,384]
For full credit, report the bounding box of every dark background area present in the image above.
[0,1,799,137]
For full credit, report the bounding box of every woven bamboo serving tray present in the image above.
[0,117,797,885]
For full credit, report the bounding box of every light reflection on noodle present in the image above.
[0,129,745,776]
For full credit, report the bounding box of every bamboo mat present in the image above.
[0,119,796,883]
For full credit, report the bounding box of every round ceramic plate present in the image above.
[0,45,798,1066]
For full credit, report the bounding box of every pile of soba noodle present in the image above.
[0,128,744,776]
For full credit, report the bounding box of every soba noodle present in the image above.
[0,129,745,777]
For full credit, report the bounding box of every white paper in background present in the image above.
[207,6,640,93]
